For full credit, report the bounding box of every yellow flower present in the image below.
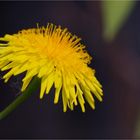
[0,23,103,112]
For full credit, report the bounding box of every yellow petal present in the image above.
[77,94,85,112]
[54,85,62,104]
[23,69,38,81]
[45,72,54,94]
[14,62,29,75]
[38,61,54,78]
[3,66,20,81]
[0,61,10,69]
[84,89,95,110]
[85,79,102,102]
[21,76,33,92]
[62,88,67,112]
[40,76,48,99]
[54,69,62,88]
[69,86,77,106]
[1,62,17,71]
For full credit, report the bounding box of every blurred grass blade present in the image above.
[101,1,136,42]
[134,111,140,138]
[0,77,40,120]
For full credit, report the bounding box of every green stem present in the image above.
[0,77,40,120]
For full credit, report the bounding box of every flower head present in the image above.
[0,23,103,112]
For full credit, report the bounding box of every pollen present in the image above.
[0,23,103,112]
